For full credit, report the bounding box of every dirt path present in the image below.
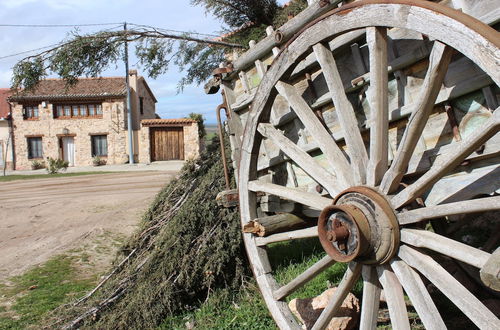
[0,171,176,281]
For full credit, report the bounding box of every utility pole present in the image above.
[124,22,134,164]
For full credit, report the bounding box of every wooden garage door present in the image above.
[150,127,184,161]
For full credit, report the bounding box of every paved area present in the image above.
[0,169,180,281]
[3,160,185,176]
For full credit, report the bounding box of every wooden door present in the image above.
[150,127,184,161]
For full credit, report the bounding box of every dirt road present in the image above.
[0,171,176,281]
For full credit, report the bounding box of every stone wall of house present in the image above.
[138,126,151,163]
[11,99,130,170]
[128,70,157,130]
[183,122,200,160]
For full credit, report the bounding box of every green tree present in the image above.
[187,113,206,139]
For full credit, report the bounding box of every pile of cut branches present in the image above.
[48,136,246,329]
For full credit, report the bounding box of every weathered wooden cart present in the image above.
[208,0,500,328]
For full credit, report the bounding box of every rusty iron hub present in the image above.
[318,186,399,264]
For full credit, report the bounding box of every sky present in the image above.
[0,0,288,124]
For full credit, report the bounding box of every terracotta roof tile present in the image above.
[0,88,12,118]
[9,77,126,102]
[141,118,196,127]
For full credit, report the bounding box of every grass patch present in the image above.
[160,284,276,330]
[0,255,99,329]
[0,171,113,182]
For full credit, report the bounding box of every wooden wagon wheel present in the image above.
[238,1,500,329]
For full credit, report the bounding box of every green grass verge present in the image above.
[0,171,113,182]
[0,255,99,329]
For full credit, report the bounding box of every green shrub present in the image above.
[46,157,69,174]
[92,156,107,166]
[30,160,46,170]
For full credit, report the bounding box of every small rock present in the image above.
[28,285,37,290]
[289,287,360,330]
[185,320,195,329]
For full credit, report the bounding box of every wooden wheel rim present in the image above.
[238,1,500,329]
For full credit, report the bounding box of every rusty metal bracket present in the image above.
[216,189,239,208]
[213,66,234,76]
[216,90,232,191]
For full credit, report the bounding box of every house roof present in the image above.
[0,88,12,119]
[141,118,196,127]
[9,77,127,102]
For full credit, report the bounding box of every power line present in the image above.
[0,43,64,60]
[0,24,124,60]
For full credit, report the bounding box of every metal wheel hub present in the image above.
[318,187,399,264]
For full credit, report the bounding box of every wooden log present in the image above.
[255,226,318,246]
[231,0,344,73]
[215,189,239,208]
[243,213,307,237]
[480,247,500,291]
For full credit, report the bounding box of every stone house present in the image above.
[0,88,14,170]
[8,70,202,170]
[9,70,159,170]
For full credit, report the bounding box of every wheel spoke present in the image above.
[255,226,318,246]
[376,265,411,330]
[381,42,453,193]
[258,123,341,196]
[313,42,368,184]
[392,107,500,208]
[359,266,381,330]
[400,229,490,269]
[247,180,332,210]
[311,262,362,330]
[398,195,500,224]
[366,27,389,187]
[390,258,446,330]
[275,81,353,188]
[273,255,335,301]
[399,245,500,329]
